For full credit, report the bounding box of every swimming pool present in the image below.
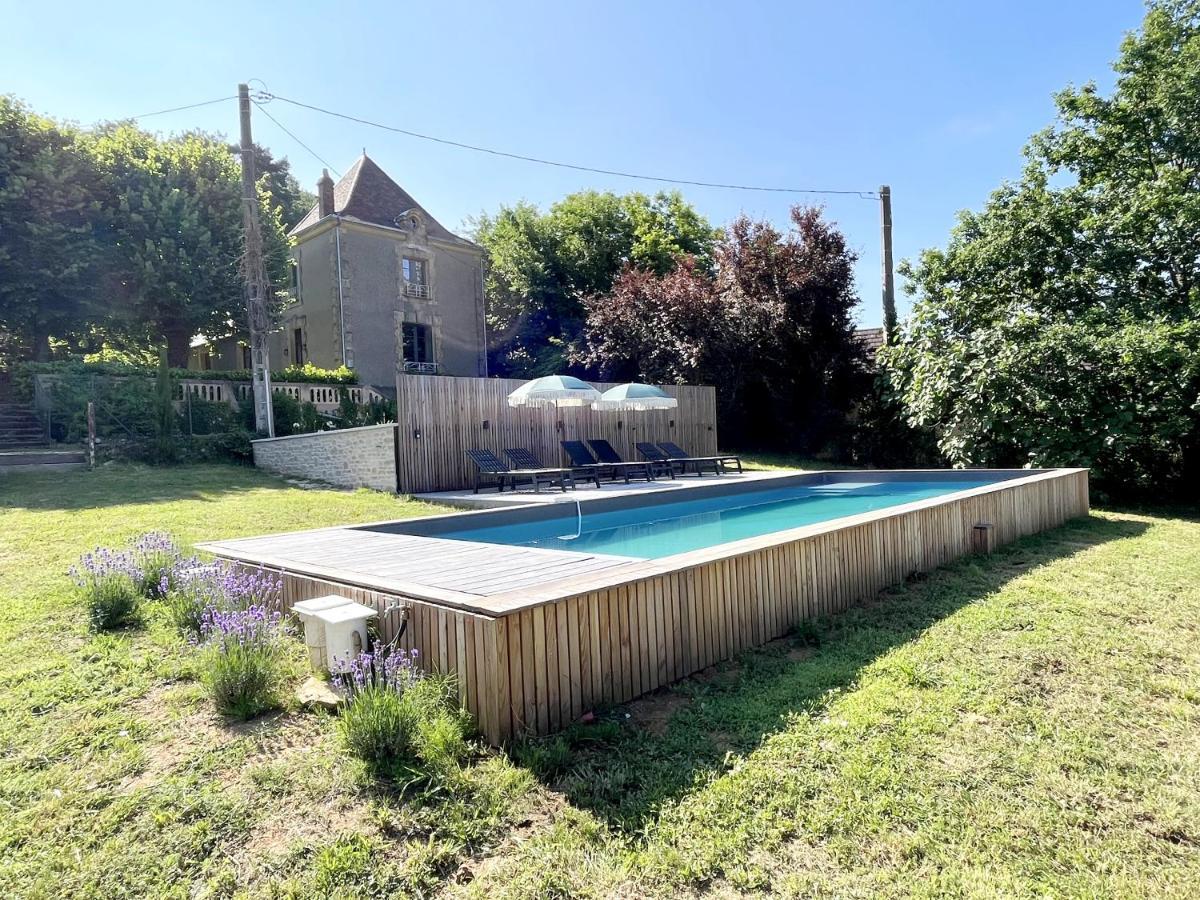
[202,468,1089,742]
[426,476,1017,559]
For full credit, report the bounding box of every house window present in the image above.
[289,259,300,297]
[402,257,426,286]
[293,327,305,365]
[402,322,432,364]
[241,345,252,370]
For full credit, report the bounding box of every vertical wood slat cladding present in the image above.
[392,373,718,493]
[256,470,1087,744]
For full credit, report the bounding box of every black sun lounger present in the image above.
[658,440,742,474]
[561,440,656,484]
[505,448,599,490]
[588,438,675,480]
[465,448,574,493]
[636,441,720,476]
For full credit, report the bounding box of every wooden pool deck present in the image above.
[411,468,794,509]
[200,468,1091,744]
[201,526,641,603]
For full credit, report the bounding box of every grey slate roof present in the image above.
[289,154,475,247]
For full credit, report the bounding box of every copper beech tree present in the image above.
[575,205,868,452]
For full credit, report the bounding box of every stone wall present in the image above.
[251,424,396,492]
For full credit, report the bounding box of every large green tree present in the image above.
[473,190,719,376]
[243,142,316,231]
[89,124,291,365]
[0,98,108,360]
[1,100,298,366]
[884,0,1200,498]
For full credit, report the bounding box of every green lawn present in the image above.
[1,464,1197,898]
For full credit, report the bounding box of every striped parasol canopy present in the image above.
[591,382,679,411]
[506,375,602,408]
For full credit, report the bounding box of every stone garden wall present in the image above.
[251,424,396,492]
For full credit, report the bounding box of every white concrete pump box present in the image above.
[291,595,353,670]
[313,601,377,673]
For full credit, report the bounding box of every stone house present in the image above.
[190,154,487,389]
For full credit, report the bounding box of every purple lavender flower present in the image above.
[335,645,422,698]
[198,602,288,653]
[70,547,141,630]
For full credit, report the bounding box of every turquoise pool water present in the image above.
[437,478,1007,559]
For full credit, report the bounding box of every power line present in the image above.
[252,101,341,177]
[253,89,878,199]
[128,95,237,120]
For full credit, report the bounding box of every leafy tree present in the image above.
[884,0,1200,499]
[573,257,737,385]
[0,97,108,359]
[0,100,296,367]
[576,206,868,452]
[473,190,719,376]
[242,142,316,230]
[88,124,290,365]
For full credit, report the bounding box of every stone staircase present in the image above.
[0,398,87,474]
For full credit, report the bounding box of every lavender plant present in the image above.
[216,564,283,609]
[69,548,142,630]
[336,647,423,766]
[163,562,282,638]
[130,531,182,599]
[336,647,469,772]
[163,561,225,636]
[197,603,290,719]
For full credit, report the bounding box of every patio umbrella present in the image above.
[592,382,679,411]
[506,375,602,408]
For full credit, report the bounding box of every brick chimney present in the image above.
[317,169,335,218]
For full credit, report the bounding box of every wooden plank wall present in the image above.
[484,469,1089,742]
[392,374,718,493]
[255,470,1087,744]
[271,571,511,740]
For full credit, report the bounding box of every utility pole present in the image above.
[879,184,897,344]
[238,83,275,437]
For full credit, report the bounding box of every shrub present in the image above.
[179,396,242,435]
[175,431,254,464]
[164,563,281,638]
[275,362,357,384]
[131,531,183,599]
[242,391,321,437]
[69,548,141,630]
[197,604,290,720]
[339,683,419,767]
[162,562,224,636]
[337,648,471,774]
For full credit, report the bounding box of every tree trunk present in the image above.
[32,329,51,362]
[164,327,192,368]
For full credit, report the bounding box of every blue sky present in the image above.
[3,0,1145,326]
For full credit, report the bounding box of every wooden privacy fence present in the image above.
[393,374,718,494]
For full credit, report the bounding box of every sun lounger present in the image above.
[505,448,599,490]
[658,440,742,474]
[561,440,656,483]
[588,438,675,479]
[636,441,719,476]
[465,448,574,493]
